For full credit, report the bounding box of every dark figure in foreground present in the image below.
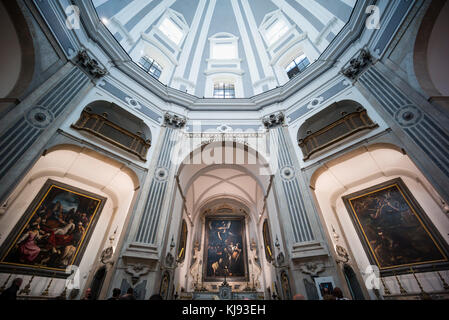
[108,288,121,300]
[0,278,23,300]
[120,287,136,300]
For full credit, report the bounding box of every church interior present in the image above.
[0,0,448,301]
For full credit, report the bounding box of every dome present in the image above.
[93,0,356,98]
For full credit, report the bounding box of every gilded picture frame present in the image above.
[263,219,274,263]
[177,220,187,263]
[203,216,248,282]
[342,178,449,275]
[0,179,106,278]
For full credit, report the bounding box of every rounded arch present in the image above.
[44,143,140,191]
[414,0,449,97]
[0,0,35,99]
[82,100,152,142]
[310,142,404,190]
[310,142,449,298]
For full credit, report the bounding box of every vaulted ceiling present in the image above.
[93,0,356,98]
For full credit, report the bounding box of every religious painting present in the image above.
[263,219,274,262]
[177,220,187,263]
[203,217,248,282]
[342,178,448,275]
[0,179,106,278]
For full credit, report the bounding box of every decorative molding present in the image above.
[262,112,285,129]
[298,262,325,277]
[164,112,186,128]
[341,48,372,80]
[125,263,150,285]
[76,49,107,78]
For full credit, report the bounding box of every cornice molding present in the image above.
[72,0,376,112]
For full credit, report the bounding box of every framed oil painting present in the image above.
[177,220,187,263]
[342,178,449,275]
[0,179,106,278]
[263,219,273,262]
[203,216,248,282]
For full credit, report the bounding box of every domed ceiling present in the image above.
[93,0,356,98]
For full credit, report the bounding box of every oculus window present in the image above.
[139,56,163,79]
[213,82,235,98]
[286,54,310,79]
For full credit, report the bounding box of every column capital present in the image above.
[262,111,285,129]
[76,49,108,79]
[164,112,187,129]
[341,48,372,80]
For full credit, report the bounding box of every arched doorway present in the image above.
[343,264,364,300]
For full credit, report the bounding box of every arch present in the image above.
[310,142,449,297]
[0,0,35,100]
[90,266,107,300]
[310,143,408,190]
[343,264,364,300]
[72,101,152,161]
[297,100,378,161]
[44,143,140,191]
[414,0,449,97]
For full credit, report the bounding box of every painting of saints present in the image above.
[0,180,106,277]
[343,178,448,273]
[204,217,247,281]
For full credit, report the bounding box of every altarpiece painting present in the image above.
[203,217,248,282]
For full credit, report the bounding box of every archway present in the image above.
[0,145,139,299]
[310,143,449,299]
[414,0,449,109]
[168,141,280,300]
[0,0,35,104]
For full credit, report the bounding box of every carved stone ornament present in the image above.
[262,112,285,129]
[100,246,114,265]
[276,252,285,265]
[125,263,150,285]
[165,252,175,267]
[299,262,325,277]
[341,48,372,80]
[164,112,186,128]
[335,245,350,264]
[76,49,107,78]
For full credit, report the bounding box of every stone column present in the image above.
[344,49,449,204]
[115,112,186,298]
[262,112,341,299]
[0,50,105,208]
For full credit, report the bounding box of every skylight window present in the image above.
[212,42,237,60]
[265,19,289,46]
[159,17,183,45]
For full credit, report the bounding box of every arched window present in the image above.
[205,33,243,98]
[138,56,163,79]
[285,54,310,79]
[213,82,235,99]
[259,10,291,48]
